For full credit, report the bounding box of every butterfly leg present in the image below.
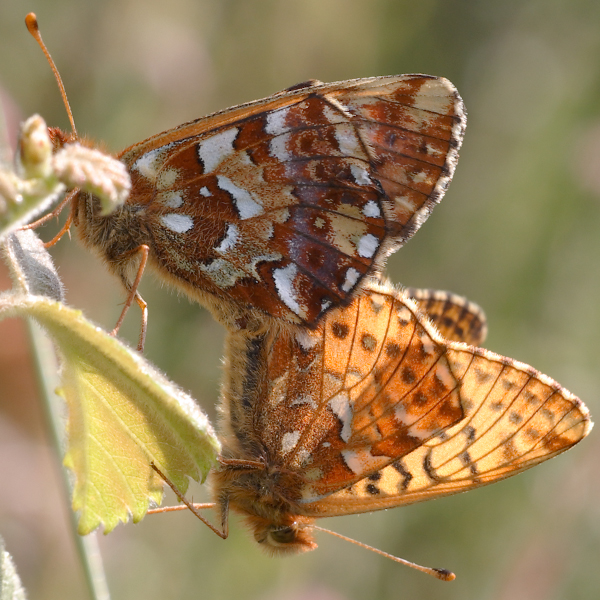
[150,463,228,539]
[20,188,75,233]
[218,457,267,470]
[110,244,149,351]
[43,210,74,248]
[134,292,148,352]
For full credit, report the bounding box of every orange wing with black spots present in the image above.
[217,284,590,524]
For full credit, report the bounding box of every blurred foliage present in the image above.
[0,1,599,599]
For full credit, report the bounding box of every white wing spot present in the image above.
[334,123,361,156]
[197,127,239,173]
[200,258,241,288]
[320,299,332,313]
[341,449,389,475]
[435,361,456,390]
[396,305,413,323]
[295,329,319,351]
[358,233,379,258]
[418,331,436,356]
[329,392,353,442]
[160,214,194,233]
[158,191,183,209]
[362,200,381,218]
[215,223,240,253]
[217,175,263,219]
[341,267,360,292]
[314,216,326,229]
[269,135,290,161]
[157,167,179,189]
[394,403,408,424]
[199,186,211,197]
[350,163,373,186]
[265,107,291,135]
[133,143,176,181]
[281,431,301,454]
[426,143,444,157]
[273,263,301,315]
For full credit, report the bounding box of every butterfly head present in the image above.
[46,126,77,151]
[244,513,317,556]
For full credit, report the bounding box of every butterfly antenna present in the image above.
[311,525,455,582]
[25,12,78,138]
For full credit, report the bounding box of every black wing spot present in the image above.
[331,322,349,339]
[392,461,413,490]
[366,483,380,495]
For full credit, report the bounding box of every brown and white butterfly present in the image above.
[168,283,588,570]
[29,5,464,337]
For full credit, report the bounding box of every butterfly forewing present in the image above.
[298,306,591,516]
[291,288,467,500]
[114,75,465,326]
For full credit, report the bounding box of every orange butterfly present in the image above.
[153,284,591,578]
[26,14,465,345]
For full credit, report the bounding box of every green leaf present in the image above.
[0,293,220,534]
[0,537,27,600]
[1,230,64,301]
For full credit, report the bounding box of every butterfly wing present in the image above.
[407,287,487,346]
[226,284,465,497]
[221,284,590,515]
[118,76,465,326]
[306,342,591,515]
[297,288,590,515]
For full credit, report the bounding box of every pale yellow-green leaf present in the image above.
[0,295,220,534]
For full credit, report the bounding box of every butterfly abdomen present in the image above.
[211,464,318,555]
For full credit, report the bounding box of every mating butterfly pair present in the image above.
[30,11,590,573]
[92,72,587,564]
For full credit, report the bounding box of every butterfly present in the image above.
[189,282,591,567]
[28,6,464,339]
[97,75,465,332]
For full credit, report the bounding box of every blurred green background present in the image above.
[1,1,599,599]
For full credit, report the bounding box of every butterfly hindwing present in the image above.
[117,76,465,326]
[407,287,488,346]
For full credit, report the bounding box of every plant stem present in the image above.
[27,319,111,600]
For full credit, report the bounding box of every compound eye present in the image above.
[269,525,296,545]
